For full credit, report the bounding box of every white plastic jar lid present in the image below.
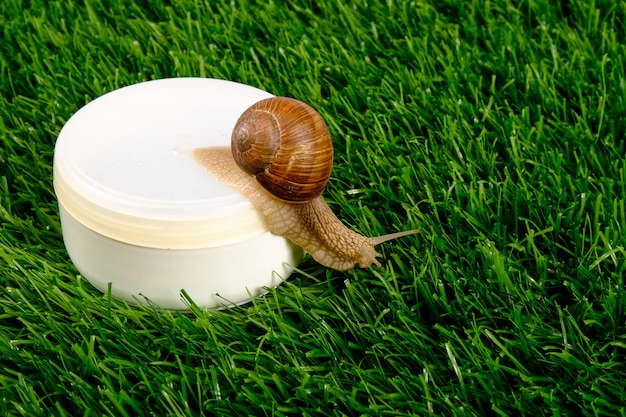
[53,78,273,249]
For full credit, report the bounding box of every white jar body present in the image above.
[54,78,304,309]
[59,204,303,310]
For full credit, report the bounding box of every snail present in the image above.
[192,97,418,271]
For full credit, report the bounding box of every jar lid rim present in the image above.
[53,78,273,249]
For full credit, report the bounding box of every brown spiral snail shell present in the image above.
[193,96,418,271]
[231,97,333,202]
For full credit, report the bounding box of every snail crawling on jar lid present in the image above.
[193,97,418,271]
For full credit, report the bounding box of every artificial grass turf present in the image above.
[1,0,625,415]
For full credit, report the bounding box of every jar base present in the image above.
[59,204,304,310]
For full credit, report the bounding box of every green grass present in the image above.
[1,0,626,415]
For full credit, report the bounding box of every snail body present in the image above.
[193,97,418,271]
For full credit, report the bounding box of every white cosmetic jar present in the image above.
[53,78,304,310]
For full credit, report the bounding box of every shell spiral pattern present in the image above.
[231,97,334,202]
